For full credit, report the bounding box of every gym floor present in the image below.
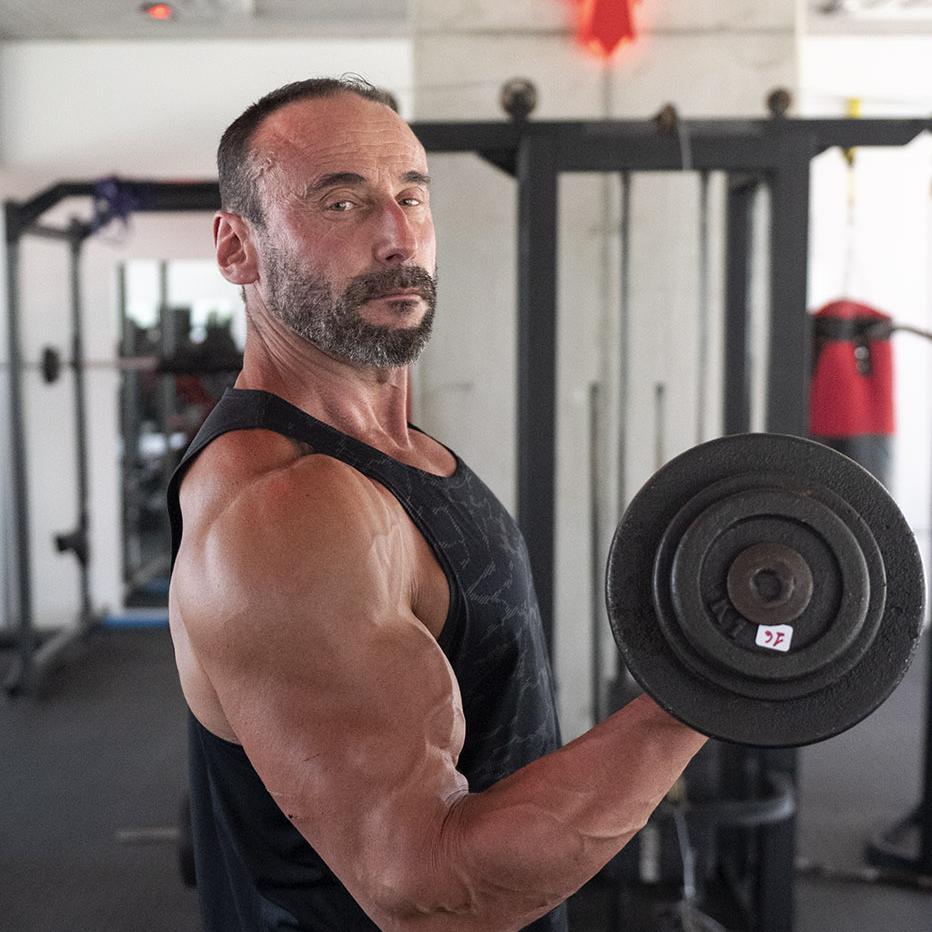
[1,625,928,932]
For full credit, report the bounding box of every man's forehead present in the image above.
[253,94,426,175]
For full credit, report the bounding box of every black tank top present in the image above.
[167,388,567,932]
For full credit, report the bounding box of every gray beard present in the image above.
[262,242,437,368]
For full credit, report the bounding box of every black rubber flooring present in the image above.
[1,628,201,932]
[1,626,929,931]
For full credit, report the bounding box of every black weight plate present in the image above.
[658,478,881,700]
[606,433,925,747]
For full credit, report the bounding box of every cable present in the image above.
[677,120,694,172]
[666,800,733,932]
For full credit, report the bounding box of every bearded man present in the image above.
[168,76,705,932]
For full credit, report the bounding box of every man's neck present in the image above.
[236,326,415,455]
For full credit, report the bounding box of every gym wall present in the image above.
[0,38,414,630]
[802,34,932,578]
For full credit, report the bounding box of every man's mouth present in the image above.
[371,290,423,301]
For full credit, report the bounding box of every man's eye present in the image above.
[400,197,422,207]
[328,200,355,212]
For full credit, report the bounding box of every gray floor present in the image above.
[1,629,201,932]
[1,626,929,932]
[795,630,931,932]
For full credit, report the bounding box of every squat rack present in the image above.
[2,103,930,931]
[2,180,219,696]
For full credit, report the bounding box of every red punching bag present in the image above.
[810,299,895,486]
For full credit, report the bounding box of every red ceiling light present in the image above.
[577,0,641,60]
[141,2,175,20]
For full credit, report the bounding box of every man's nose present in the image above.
[373,201,418,267]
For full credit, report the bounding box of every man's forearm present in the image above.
[383,695,707,931]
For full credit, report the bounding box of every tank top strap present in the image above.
[167,387,453,571]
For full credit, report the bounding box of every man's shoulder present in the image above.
[175,432,405,618]
[183,428,389,533]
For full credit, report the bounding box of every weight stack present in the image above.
[810,300,895,487]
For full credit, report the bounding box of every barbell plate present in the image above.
[606,433,925,747]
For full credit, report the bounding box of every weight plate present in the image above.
[606,433,925,747]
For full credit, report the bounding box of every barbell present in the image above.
[2,346,243,384]
[606,432,925,747]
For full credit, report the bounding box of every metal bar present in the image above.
[24,623,90,695]
[654,383,666,469]
[118,264,136,590]
[723,176,759,435]
[27,224,77,242]
[697,170,711,444]
[67,224,93,626]
[0,355,243,375]
[766,133,815,436]
[477,149,518,177]
[754,124,814,932]
[6,180,221,242]
[755,748,797,932]
[158,263,177,497]
[0,119,925,237]
[413,122,522,153]
[5,184,98,238]
[516,133,558,658]
[921,627,932,871]
[3,215,34,695]
[808,117,930,151]
[558,136,776,173]
[589,382,603,724]
[116,181,220,213]
[415,117,930,158]
[617,172,632,513]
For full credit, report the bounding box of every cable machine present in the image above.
[2,95,930,931]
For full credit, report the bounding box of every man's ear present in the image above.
[214,211,259,285]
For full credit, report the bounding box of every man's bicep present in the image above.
[183,529,468,905]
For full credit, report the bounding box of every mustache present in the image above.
[341,266,437,306]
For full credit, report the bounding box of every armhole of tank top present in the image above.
[351,469,464,657]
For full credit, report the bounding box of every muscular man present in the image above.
[168,76,706,931]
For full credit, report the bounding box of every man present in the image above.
[168,76,706,931]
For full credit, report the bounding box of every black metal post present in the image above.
[697,170,711,445]
[21,226,101,693]
[67,224,93,625]
[766,131,814,438]
[723,176,759,436]
[922,628,932,871]
[118,263,136,588]
[158,261,177,495]
[617,172,632,513]
[516,132,558,658]
[3,208,34,695]
[589,382,603,724]
[753,127,816,932]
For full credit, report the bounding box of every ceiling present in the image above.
[816,0,932,12]
[1,0,930,40]
[0,0,412,40]
[808,0,932,32]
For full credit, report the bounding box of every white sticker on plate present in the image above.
[755,624,793,653]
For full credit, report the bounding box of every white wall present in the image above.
[801,35,932,581]
[0,38,413,630]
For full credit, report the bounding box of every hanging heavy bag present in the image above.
[810,299,894,487]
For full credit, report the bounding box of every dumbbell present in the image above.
[606,432,925,746]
